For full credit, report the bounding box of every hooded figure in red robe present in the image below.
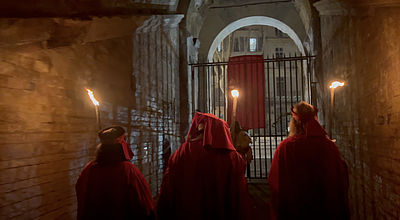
[268,101,349,220]
[157,112,253,220]
[75,126,155,220]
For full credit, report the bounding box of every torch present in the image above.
[329,81,344,139]
[86,88,101,130]
[230,89,239,129]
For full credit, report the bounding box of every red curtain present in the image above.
[227,55,266,130]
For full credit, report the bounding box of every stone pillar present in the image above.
[314,0,349,135]
[133,14,183,195]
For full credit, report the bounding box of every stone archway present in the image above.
[207,16,306,62]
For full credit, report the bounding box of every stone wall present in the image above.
[0,0,171,17]
[0,14,183,219]
[315,1,400,219]
[132,15,183,196]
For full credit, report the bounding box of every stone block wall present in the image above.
[0,14,183,219]
[132,15,184,196]
[315,1,400,219]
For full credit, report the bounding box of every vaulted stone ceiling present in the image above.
[185,0,317,61]
[0,0,180,17]
[345,0,400,7]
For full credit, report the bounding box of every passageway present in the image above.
[1,1,400,219]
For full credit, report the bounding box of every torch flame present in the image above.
[329,81,345,89]
[231,89,239,98]
[86,88,99,106]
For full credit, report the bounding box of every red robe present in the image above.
[76,161,155,220]
[268,119,349,220]
[157,112,253,220]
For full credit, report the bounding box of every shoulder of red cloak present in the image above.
[270,136,297,169]
[281,136,296,144]
[276,136,296,150]
[124,161,152,194]
[167,141,208,170]
[325,140,346,162]
[121,161,148,179]
[77,161,94,182]
[83,160,95,170]
[169,142,188,161]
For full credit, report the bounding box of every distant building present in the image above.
[213,25,300,61]
[211,25,304,135]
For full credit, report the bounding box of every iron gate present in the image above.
[189,54,315,179]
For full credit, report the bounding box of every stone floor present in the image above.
[153,180,270,219]
[248,180,270,219]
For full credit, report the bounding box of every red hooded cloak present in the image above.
[75,127,154,220]
[157,112,253,220]
[268,117,349,220]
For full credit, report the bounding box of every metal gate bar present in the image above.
[189,55,315,179]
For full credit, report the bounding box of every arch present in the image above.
[207,16,305,62]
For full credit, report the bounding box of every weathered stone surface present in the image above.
[0,12,182,219]
[0,16,149,50]
[317,2,400,219]
[0,0,171,18]
[187,0,308,61]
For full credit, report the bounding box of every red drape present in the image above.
[227,55,265,129]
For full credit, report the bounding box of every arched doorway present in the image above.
[189,17,315,179]
[207,16,306,62]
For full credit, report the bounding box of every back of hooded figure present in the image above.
[268,102,349,220]
[157,113,252,220]
[75,126,155,220]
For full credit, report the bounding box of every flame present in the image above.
[231,89,239,98]
[86,88,99,106]
[329,81,345,89]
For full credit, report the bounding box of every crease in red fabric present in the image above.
[227,55,266,129]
